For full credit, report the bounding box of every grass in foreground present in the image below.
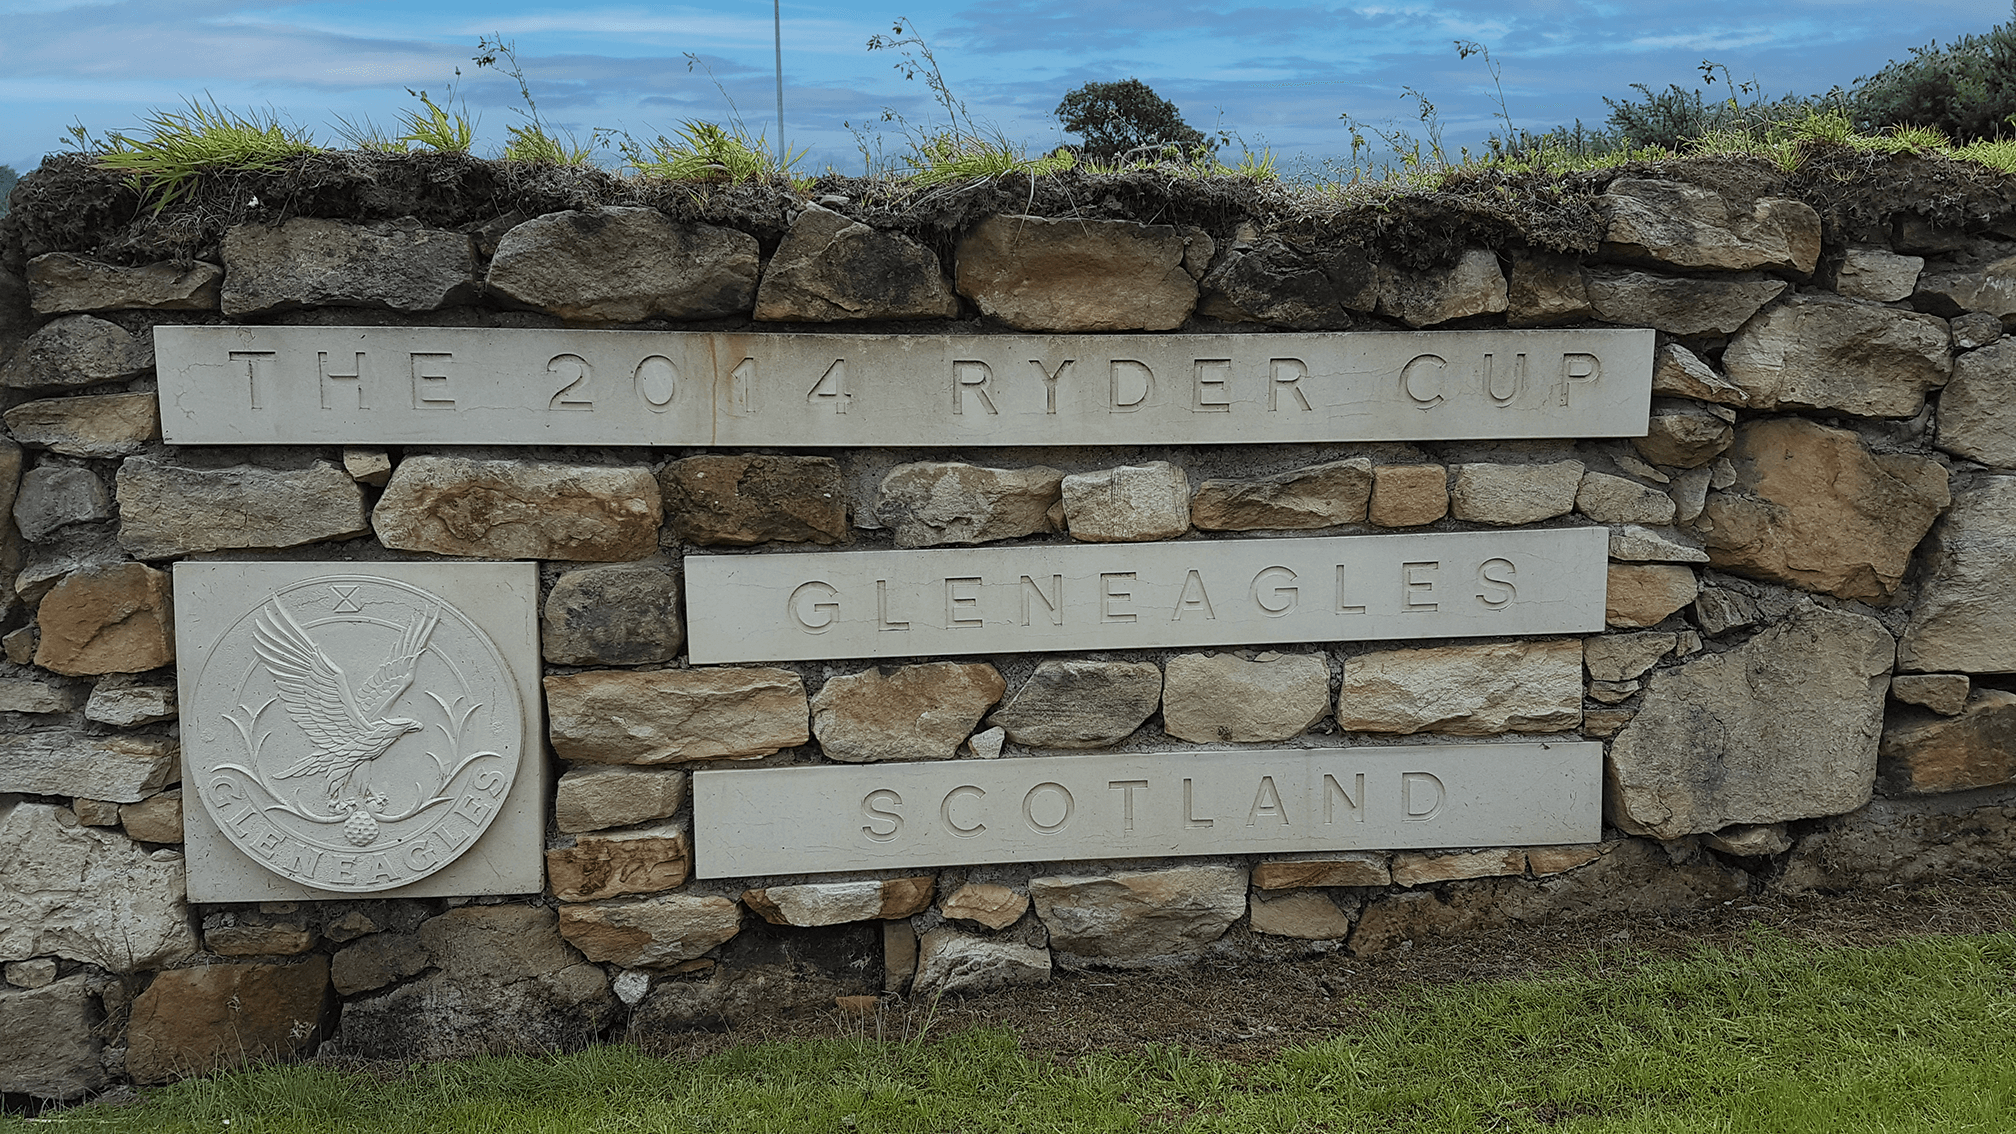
[13,928,2016,1133]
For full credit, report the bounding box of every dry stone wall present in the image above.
[1,158,2014,1098]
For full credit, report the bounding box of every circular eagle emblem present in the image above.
[188,574,521,892]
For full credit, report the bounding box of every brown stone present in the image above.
[811,662,1005,762]
[221,217,478,315]
[754,204,958,321]
[1934,338,2016,466]
[743,877,934,926]
[873,462,1062,547]
[1248,889,1355,939]
[1605,564,1698,628]
[1599,180,1820,273]
[124,959,330,1083]
[1891,673,1970,716]
[1576,472,1676,525]
[541,559,684,666]
[330,931,430,996]
[486,207,758,322]
[115,456,369,559]
[35,562,173,676]
[1338,640,1580,735]
[120,789,182,843]
[5,392,160,457]
[0,976,106,1099]
[0,801,196,972]
[1526,844,1606,875]
[1163,652,1331,742]
[1251,853,1392,890]
[1699,418,1949,601]
[27,253,222,314]
[376,456,661,561]
[1505,250,1591,327]
[558,895,742,967]
[1391,848,1527,886]
[988,659,1163,749]
[545,668,808,765]
[1367,464,1448,527]
[912,929,1051,995]
[206,923,316,958]
[1060,462,1192,541]
[1448,461,1584,524]
[1584,632,1677,683]
[941,882,1029,929]
[1376,249,1509,328]
[1586,269,1786,336]
[1721,294,1951,418]
[1633,401,1732,469]
[659,454,846,547]
[1652,343,1749,406]
[1777,783,2016,892]
[955,215,1197,331]
[1879,691,2016,795]
[1190,458,1372,530]
[554,765,687,833]
[546,820,691,902]
[1032,865,1247,968]
[0,314,155,391]
[1900,476,2016,673]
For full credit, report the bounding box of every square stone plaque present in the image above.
[174,562,545,901]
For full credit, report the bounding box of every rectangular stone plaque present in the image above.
[174,561,545,901]
[691,742,1602,877]
[684,528,1608,664]
[154,325,1654,446]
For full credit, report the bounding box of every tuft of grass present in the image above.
[906,132,1075,186]
[87,98,319,211]
[16,929,2016,1133]
[629,120,802,184]
[396,89,474,154]
[501,124,595,166]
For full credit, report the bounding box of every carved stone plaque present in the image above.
[175,562,543,900]
[684,528,1609,664]
[691,743,1602,877]
[153,326,1654,446]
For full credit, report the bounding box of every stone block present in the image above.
[1953,311,2003,350]
[1505,249,1591,327]
[1891,673,1969,716]
[1197,240,1349,329]
[487,207,758,321]
[1368,464,1448,527]
[1608,605,1894,839]
[1901,476,2016,673]
[1936,338,2016,467]
[1691,587,1757,637]
[1583,632,1675,683]
[1633,401,1732,469]
[659,454,845,547]
[1249,889,1354,939]
[1599,180,1820,273]
[0,801,196,972]
[1448,460,1583,524]
[84,676,175,727]
[1831,246,1923,302]
[27,252,222,314]
[2,959,56,988]
[541,559,684,665]
[1701,418,1949,601]
[14,464,108,541]
[1190,458,1372,530]
[125,958,330,1084]
[743,877,934,926]
[1651,342,1748,405]
[873,462,1062,547]
[558,895,742,967]
[1526,844,1606,875]
[988,659,1162,748]
[1915,252,2016,319]
[339,906,614,1060]
[121,789,182,843]
[71,799,120,826]
[375,456,661,561]
[1163,652,1330,742]
[1392,848,1526,886]
[1576,472,1675,525]
[1586,269,1786,336]
[1722,294,1951,418]
[1338,639,1580,735]
[343,447,392,485]
[1378,248,1508,328]
[1061,462,1191,541]
[206,923,315,958]
[554,765,687,833]
[0,314,154,391]
[5,392,160,457]
[1878,690,2016,795]
[0,976,105,1099]
[1778,784,2016,892]
[116,456,369,559]
[1608,524,1708,564]
[1032,865,1246,968]
[546,820,691,902]
[330,931,429,996]
[1605,564,1697,628]
[1251,852,1391,890]
[0,677,81,714]
[941,882,1028,929]
[1702,824,1792,857]
[811,662,1005,762]
[955,215,1196,331]
[912,928,1050,996]
[545,667,808,764]
[754,204,958,321]
[35,562,174,676]
[221,217,478,315]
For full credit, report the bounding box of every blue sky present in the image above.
[0,0,2010,177]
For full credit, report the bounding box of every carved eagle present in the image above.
[252,599,439,804]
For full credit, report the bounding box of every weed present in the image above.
[83,97,318,211]
[396,89,474,154]
[630,121,796,184]
[866,18,1065,186]
[476,35,600,166]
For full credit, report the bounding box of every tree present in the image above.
[1054,79,1208,164]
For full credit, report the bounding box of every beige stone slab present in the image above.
[691,743,1601,877]
[173,561,545,901]
[686,528,1608,664]
[154,326,1654,446]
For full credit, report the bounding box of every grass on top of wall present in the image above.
[12,927,2016,1134]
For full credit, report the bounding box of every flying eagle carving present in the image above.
[251,599,440,807]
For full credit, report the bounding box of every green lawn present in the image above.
[14,928,2016,1133]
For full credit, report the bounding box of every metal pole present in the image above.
[773,0,785,169]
